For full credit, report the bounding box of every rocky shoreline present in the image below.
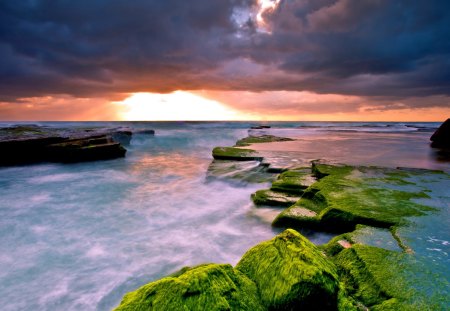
[114,124,449,310]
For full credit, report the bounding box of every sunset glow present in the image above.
[117,91,256,121]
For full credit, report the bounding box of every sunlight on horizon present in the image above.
[116,91,259,121]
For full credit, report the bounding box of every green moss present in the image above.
[270,168,315,194]
[332,245,437,310]
[114,263,265,311]
[236,229,340,310]
[212,147,263,161]
[235,135,294,147]
[251,189,300,207]
[273,164,437,231]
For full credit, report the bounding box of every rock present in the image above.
[270,168,316,194]
[0,125,130,166]
[113,263,264,311]
[273,163,436,232]
[430,118,450,148]
[46,136,126,163]
[250,125,271,129]
[329,244,436,310]
[235,135,294,147]
[212,147,263,161]
[133,129,155,135]
[0,136,68,165]
[111,130,132,146]
[251,189,300,207]
[236,229,340,310]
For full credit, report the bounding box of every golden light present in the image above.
[116,91,255,121]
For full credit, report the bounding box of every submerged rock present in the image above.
[114,263,265,311]
[236,229,340,310]
[206,160,275,184]
[212,147,263,161]
[430,118,450,148]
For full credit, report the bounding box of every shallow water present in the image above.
[0,121,448,310]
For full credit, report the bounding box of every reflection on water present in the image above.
[250,130,449,171]
[0,121,448,311]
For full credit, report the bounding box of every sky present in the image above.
[0,0,449,121]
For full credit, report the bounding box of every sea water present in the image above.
[0,121,448,310]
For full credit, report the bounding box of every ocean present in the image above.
[0,121,448,310]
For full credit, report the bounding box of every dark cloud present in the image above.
[0,0,449,108]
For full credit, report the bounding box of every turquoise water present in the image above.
[0,121,448,310]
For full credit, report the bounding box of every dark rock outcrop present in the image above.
[0,125,137,166]
[430,118,450,148]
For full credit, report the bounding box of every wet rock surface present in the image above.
[0,125,146,165]
[430,118,450,148]
[212,146,263,161]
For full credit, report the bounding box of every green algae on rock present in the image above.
[332,245,441,310]
[270,167,316,194]
[251,189,300,207]
[235,135,295,147]
[212,146,263,161]
[251,167,315,207]
[236,229,341,310]
[114,263,265,311]
[320,223,450,310]
[273,163,437,232]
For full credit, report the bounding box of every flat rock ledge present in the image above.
[0,125,154,166]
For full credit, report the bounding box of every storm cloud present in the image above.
[0,0,449,108]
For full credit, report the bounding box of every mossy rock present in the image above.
[114,263,265,311]
[212,147,263,161]
[332,244,438,310]
[236,229,340,310]
[235,135,294,147]
[251,189,300,207]
[273,164,436,232]
[270,168,316,195]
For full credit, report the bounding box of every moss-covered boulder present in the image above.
[212,147,263,161]
[236,229,340,310]
[114,263,265,311]
[273,164,436,232]
[235,135,294,147]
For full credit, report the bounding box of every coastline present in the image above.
[114,124,449,310]
[0,121,448,310]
